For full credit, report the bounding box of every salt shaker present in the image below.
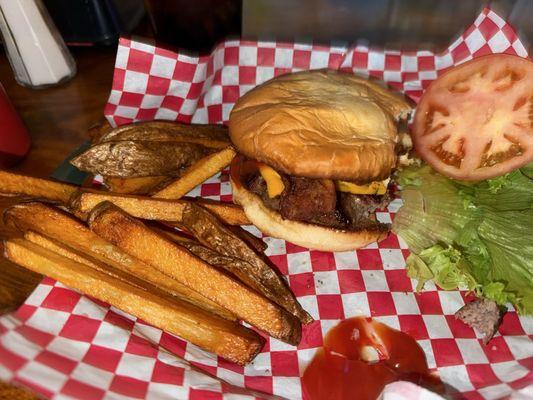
[0,0,76,88]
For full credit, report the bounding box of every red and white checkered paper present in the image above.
[1,7,532,400]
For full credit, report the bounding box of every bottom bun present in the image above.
[231,176,388,252]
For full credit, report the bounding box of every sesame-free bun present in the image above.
[229,70,412,182]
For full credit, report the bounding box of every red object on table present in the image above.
[0,82,30,168]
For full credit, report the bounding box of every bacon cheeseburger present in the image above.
[229,70,412,251]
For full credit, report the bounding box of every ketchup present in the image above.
[302,317,441,400]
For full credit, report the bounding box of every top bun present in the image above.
[229,70,412,182]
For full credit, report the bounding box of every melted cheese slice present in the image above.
[258,163,389,198]
[335,179,389,195]
[258,164,285,198]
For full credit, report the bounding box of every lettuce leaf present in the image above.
[393,164,533,314]
[406,245,477,291]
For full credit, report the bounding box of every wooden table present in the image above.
[0,46,117,315]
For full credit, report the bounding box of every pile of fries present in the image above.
[0,121,312,365]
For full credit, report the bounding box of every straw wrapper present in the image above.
[1,7,532,400]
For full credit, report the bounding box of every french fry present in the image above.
[70,189,250,226]
[96,120,230,149]
[192,198,250,226]
[24,231,101,271]
[154,147,236,200]
[181,203,313,324]
[104,176,172,195]
[88,202,302,345]
[5,203,235,321]
[24,230,173,294]
[4,238,263,365]
[0,170,77,203]
[23,230,178,298]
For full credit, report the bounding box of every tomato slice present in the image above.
[412,54,533,181]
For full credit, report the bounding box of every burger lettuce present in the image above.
[392,164,533,315]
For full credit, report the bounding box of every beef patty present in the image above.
[247,173,391,231]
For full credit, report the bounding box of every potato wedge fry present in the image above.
[97,120,230,149]
[181,203,312,324]
[5,203,235,321]
[71,141,216,178]
[70,189,250,226]
[0,170,77,203]
[4,238,263,365]
[104,176,172,195]
[154,147,236,200]
[88,202,301,344]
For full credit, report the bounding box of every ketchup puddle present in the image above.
[302,317,442,400]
